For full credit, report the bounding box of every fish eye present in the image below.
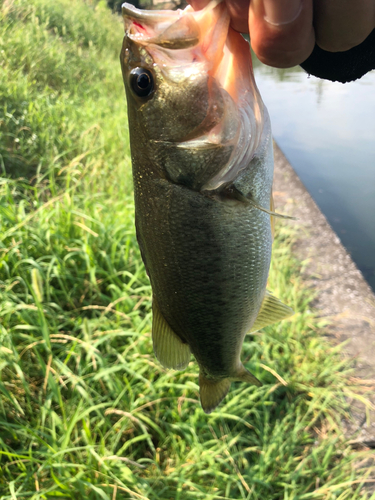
[130,67,154,98]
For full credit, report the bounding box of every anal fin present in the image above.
[152,299,191,370]
[233,364,262,386]
[249,290,294,333]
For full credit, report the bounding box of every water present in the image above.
[252,59,375,291]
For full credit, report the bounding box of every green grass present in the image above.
[0,0,374,498]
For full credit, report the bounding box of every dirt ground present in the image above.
[273,143,375,453]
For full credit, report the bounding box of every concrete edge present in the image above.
[273,141,375,447]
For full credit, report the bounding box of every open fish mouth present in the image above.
[122,0,267,190]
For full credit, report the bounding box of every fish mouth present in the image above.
[122,0,267,190]
[122,2,179,21]
[122,2,200,50]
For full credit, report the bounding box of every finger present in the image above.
[189,0,251,32]
[314,0,375,52]
[249,0,315,68]
[188,0,210,10]
[224,0,250,33]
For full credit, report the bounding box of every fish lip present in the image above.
[122,3,200,50]
[122,2,182,22]
[149,139,223,150]
[148,115,232,149]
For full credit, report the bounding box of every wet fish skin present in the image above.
[120,1,292,413]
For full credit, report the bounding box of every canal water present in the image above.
[252,59,375,291]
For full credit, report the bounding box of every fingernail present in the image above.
[262,0,302,26]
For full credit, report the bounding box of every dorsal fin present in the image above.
[152,299,191,370]
[249,291,294,333]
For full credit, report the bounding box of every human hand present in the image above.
[189,0,375,69]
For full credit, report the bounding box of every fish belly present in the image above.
[134,176,272,379]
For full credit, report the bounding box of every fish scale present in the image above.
[136,178,271,372]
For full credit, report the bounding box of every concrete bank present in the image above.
[273,142,375,448]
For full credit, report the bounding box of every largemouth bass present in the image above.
[120,0,293,413]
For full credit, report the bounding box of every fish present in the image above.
[120,0,293,413]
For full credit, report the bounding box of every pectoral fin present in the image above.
[248,197,297,220]
[152,299,191,370]
[249,291,294,333]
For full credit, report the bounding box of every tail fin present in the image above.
[199,365,262,414]
[199,373,231,414]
